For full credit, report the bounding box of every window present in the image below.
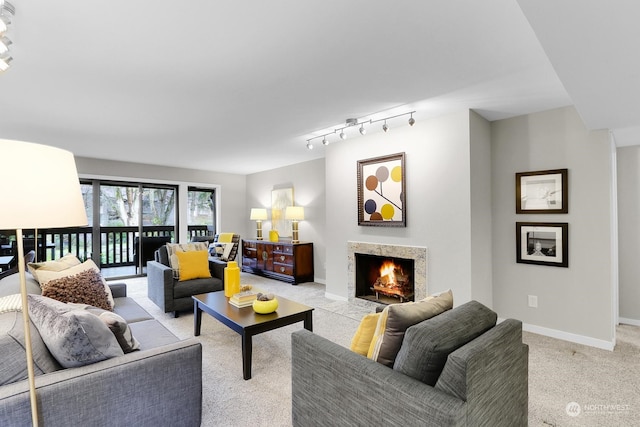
[187,187,216,239]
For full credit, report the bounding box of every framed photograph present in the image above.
[357,152,406,227]
[271,187,293,237]
[516,222,568,268]
[516,168,568,213]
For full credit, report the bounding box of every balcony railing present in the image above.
[0,225,211,272]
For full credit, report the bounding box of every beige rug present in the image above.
[121,274,640,427]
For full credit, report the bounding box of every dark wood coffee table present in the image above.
[192,291,313,380]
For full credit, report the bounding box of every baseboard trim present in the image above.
[324,291,347,302]
[619,317,640,327]
[521,322,614,351]
[314,277,326,285]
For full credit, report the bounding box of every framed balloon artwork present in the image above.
[357,152,406,227]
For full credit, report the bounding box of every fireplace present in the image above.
[347,241,427,307]
[355,254,415,303]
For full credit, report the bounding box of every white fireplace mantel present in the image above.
[347,241,428,305]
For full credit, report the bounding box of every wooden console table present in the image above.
[241,239,314,284]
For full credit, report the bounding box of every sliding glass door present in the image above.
[35,179,215,279]
[96,182,176,277]
[187,187,216,239]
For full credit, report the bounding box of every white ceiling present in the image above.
[0,1,637,174]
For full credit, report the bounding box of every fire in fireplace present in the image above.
[355,254,415,304]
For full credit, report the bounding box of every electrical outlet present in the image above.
[528,295,538,308]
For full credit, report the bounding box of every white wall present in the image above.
[616,145,640,324]
[325,110,491,304]
[245,158,327,282]
[491,106,614,347]
[75,157,248,240]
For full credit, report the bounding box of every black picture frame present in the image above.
[516,168,568,214]
[516,222,568,268]
[357,152,406,227]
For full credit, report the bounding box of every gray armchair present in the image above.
[291,301,528,426]
[147,245,224,317]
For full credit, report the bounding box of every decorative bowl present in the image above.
[252,298,278,314]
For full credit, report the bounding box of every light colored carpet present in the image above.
[121,274,640,427]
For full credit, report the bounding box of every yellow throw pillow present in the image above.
[217,233,235,243]
[350,312,381,356]
[175,250,211,281]
[166,242,209,278]
[367,289,453,367]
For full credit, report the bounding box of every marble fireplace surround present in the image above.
[347,241,428,305]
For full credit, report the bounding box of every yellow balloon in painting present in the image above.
[381,204,395,219]
[391,166,402,182]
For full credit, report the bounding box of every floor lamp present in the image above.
[0,140,88,426]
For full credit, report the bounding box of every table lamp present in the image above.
[0,139,88,426]
[285,206,305,244]
[250,208,267,240]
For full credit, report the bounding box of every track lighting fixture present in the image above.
[304,110,415,148]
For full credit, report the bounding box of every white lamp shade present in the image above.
[285,206,305,221]
[0,140,88,229]
[250,208,267,221]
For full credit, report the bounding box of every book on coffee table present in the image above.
[229,290,258,307]
[229,299,254,308]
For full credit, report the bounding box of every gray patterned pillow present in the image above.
[82,306,140,354]
[27,295,123,368]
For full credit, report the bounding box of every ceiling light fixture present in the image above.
[304,110,415,148]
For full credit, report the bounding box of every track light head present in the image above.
[0,2,14,37]
[306,141,313,150]
[339,130,347,140]
[0,36,10,54]
[359,125,366,135]
[408,114,415,126]
[382,121,388,132]
[322,137,329,145]
[0,55,11,72]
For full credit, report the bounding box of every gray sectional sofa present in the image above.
[291,300,528,426]
[0,271,202,426]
